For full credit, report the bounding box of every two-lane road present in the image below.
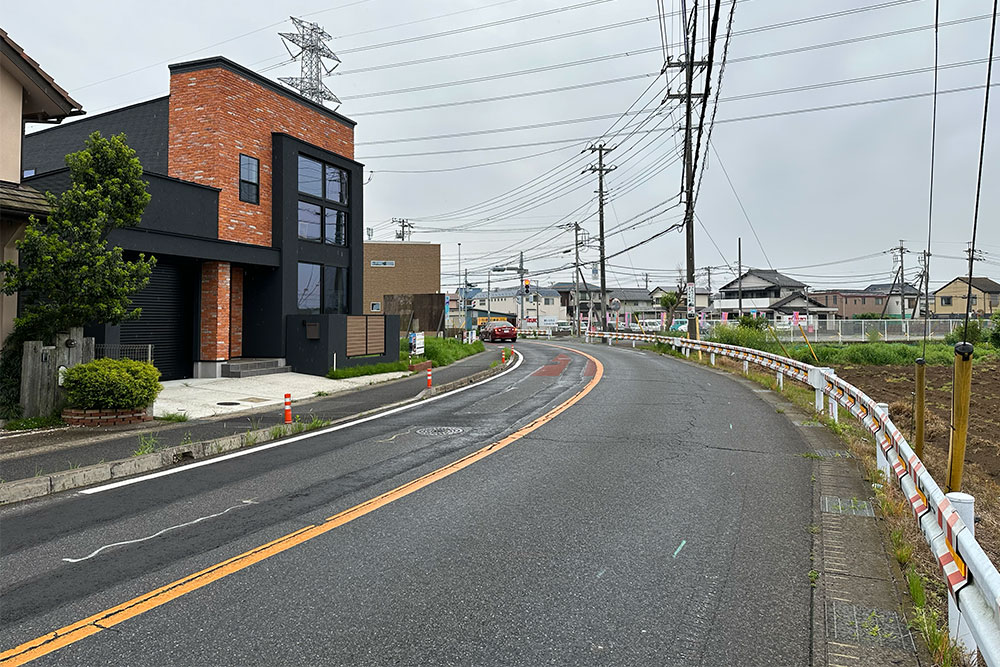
[1,342,814,666]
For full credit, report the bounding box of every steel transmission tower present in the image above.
[279,17,342,108]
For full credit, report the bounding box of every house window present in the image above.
[544,297,553,305]
[324,208,347,246]
[325,166,349,204]
[941,296,953,306]
[970,295,977,305]
[23,168,35,178]
[297,262,322,313]
[876,298,883,305]
[832,295,838,305]
[239,155,259,204]
[371,301,382,312]
[324,266,349,314]
[298,156,323,197]
[991,294,999,307]
[298,202,322,241]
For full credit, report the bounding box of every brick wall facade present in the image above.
[200,261,231,360]
[363,242,441,314]
[167,65,354,247]
[230,266,244,357]
[168,61,356,364]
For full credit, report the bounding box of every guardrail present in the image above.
[592,329,1000,665]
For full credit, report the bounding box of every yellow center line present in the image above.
[1,344,604,666]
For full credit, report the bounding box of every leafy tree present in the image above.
[0,131,155,416]
[990,311,1000,350]
[659,291,679,321]
[737,314,768,330]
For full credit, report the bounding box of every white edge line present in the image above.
[81,351,526,495]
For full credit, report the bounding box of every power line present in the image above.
[710,142,771,269]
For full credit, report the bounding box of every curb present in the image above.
[0,356,513,505]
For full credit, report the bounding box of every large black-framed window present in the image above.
[297,262,349,314]
[297,154,349,247]
[239,154,259,204]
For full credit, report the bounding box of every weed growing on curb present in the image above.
[180,432,193,446]
[289,415,306,434]
[158,412,188,423]
[799,452,824,460]
[807,524,820,534]
[305,415,329,431]
[269,425,287,440]
[132,432,159,456]
[808,569,820,587]
[243,431,259,447]
[314,390,332,397]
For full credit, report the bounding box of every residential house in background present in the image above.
[933,277,1000,317]
[812,282,921,319]
[716,269,836,324]
[23,56,397,379]
[0,28,83,343]
[459,286,565,329]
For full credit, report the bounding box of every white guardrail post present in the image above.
[651,333,1000,663]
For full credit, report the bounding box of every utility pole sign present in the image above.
[686,282,696,316]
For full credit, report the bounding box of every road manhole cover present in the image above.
[216,401,241,406]
[416,426,465,436]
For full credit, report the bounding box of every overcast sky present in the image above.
[7,0,999,296]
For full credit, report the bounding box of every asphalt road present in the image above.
[0,341,815,666]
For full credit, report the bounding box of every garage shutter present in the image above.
[120,260,196,380]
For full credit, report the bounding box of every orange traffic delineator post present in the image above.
[284,393,292,424]
[426,368,432,388]
[501,349,506,364]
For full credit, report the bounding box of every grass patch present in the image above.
[3,414,65,431]
[327,360,411,379]
[422,337,485,367]
[157,412,188,423]
[799,452,824,460]
[269,425,287,440]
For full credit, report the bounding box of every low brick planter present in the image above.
[62,407,153,427]
[408,360,433,372]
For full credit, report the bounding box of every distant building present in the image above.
[933,277,1000,317]
[812,282,921,319]
[362,241,440,315]
[463,287,565,329]
[717,269,836,324]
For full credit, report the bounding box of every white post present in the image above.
[710,352,716,366]
[743,360,748,374]
[875,402,891,480]
[632,340,635,348]
[838,319,843,345]
[815,388,824,414]
[884,320,888,341]
[777,371,783,391]
[946,492,978,657]
[829,394,838,423]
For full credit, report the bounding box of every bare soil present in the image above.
[834,358,1000,563]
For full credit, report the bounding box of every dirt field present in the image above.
[835,358,1000,566]
[834,358,1000,484]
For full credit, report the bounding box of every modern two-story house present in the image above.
[23,56,397,379]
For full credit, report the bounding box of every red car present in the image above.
[482,321,517,342]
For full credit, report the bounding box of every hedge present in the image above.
[62,358,162,409]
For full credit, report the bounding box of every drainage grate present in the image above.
[822,495,875,517]
[216,401,241,406]
[825,600,915,650]
[416,426,465,436]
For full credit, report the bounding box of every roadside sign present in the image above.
[610,298,621,311]
[409,332,425,355]
[686,282,695,316]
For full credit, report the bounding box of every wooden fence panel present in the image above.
[346,316,367,357]
[366,317,385,355]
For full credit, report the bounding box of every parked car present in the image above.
[669,319,688,332]
[628,322,642,332]
[481,320,517,342]
[639,319,663,332]
[555,320,572,334]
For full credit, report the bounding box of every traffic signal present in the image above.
[523,278,531,293]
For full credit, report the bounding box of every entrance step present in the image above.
[221,358,292,378]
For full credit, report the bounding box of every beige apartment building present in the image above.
[362,241,441,314]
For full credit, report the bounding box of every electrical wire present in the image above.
[962,0,998,342]
[922,0,941,357]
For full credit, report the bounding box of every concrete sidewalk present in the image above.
[0,348,502,486]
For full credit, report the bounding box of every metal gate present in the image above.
[120,260,196,380]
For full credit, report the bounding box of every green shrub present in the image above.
[62,358,162,409]
[990,312,1000,349]
[422,337,484,367]
[736,315,769,330]
[945,319,985,345]
[710,324,772,351]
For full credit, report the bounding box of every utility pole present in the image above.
[457,242,462,329]
[487,270,491,323]
[464,268,470,330]
[574,222,582,336]
[586,143,615,331]
[899,239,906,318]
[738,237,743,317]
[519,251,525,330]
[392,217,413,241]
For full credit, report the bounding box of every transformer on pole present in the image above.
[279,17,342,109]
